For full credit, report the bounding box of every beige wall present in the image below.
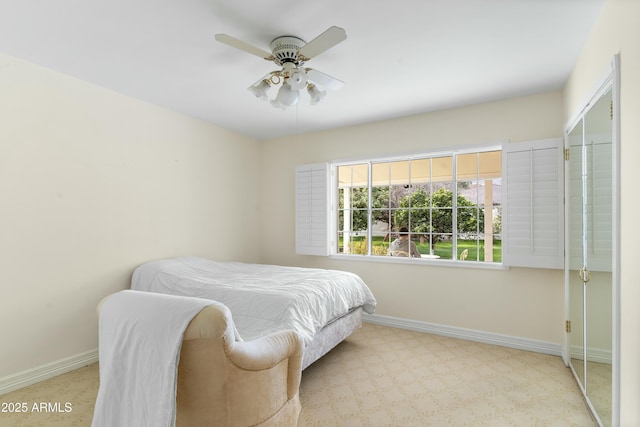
[260,91,566,344]
[563,0,640,423]
[0,53,262,378]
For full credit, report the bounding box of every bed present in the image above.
[131,256,377,369]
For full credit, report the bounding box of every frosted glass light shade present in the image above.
[307,84,326,105]
[248,80,270,101]
[271,83,299,109]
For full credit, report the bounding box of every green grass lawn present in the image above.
[426,239,502,262]
[342,236,502,262]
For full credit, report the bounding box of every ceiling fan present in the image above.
[215,26,347,109]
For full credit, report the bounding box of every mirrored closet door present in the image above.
[565,57,619,427]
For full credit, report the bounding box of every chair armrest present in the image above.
[228,330,303,371]
[181,303,304,400]
[182,304,303,372]
[228,330,304,400]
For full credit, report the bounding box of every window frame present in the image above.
[329,144,504,267]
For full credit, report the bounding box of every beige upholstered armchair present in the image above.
[96,295,303,427]
[176,303,303,426]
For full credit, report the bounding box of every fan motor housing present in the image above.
[270,36,305,65]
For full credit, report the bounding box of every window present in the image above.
[295,138,563,269]
[334,147,503,263]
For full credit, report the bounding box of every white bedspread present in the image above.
[92,290,213,427]
[131,256,377,346]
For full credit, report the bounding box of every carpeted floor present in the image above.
[0,323,597,427]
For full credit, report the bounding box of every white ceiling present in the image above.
[0,0,605,140]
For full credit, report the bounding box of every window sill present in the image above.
[328,254,509,270]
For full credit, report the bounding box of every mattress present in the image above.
[131,256,377,346]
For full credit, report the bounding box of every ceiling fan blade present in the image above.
[297,26,346,60]
[306,68,344,91]
[215,34,274,60]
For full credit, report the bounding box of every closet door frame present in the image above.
[563,54,620,427]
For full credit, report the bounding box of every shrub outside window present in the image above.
[335,149,502,263]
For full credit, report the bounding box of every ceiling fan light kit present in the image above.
[215,26,346,110]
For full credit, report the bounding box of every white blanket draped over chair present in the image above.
[92,290,213,427]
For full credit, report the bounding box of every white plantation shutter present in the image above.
[502,138,564,269]
[295,163,329,255]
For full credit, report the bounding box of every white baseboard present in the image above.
[363,313,562,357]
[0,349,99,396]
